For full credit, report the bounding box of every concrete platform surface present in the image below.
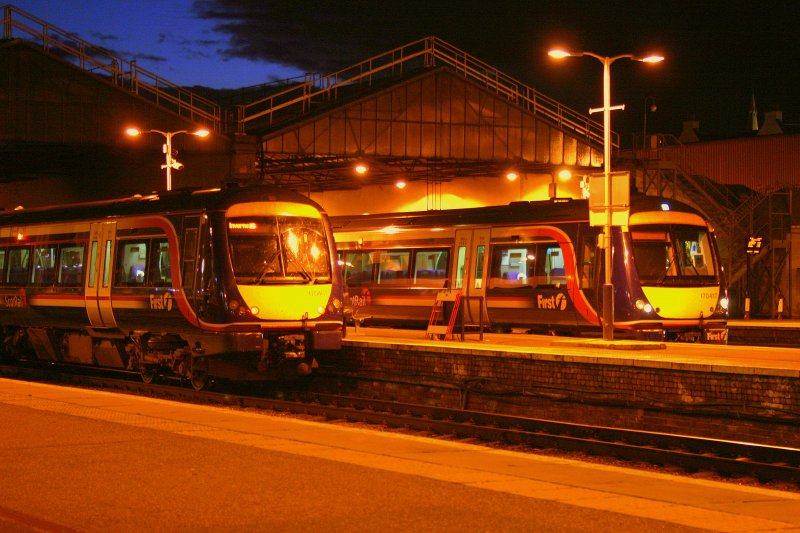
[0,378,799,532]
[345,326,800,376]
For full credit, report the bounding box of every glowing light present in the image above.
[228,222,257,230]
[286,231,299,254]
[557,169,573,180]
[719,297,730,310]
[548,49,572,59]
[310,244,321,260]
[660,202,670,211]
[379,225,401,235]
[125,127,141,136]
[641,55,665,63]
[505,171,519,182]
[16,232,24,240]
[194,129,210,137]
[395,180,407,189]
[250,306,260,315]
[354,163,368,175]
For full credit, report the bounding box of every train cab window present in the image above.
[377,251,410,285]
[7,247,30,286]
[631,225,717,284]
[58,245,84,286]
[412,249,448,288]
[150,239,171,287]
[115,241,148,286]
[31,245,57,286]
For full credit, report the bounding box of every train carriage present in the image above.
[332,196,728,342]
[0,185,344,388]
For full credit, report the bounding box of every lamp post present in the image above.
[642,96,657,157]
[126,127,210,191]
[548,49,664,340]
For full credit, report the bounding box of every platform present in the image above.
[0,378,799,532]
[333,326,800,447]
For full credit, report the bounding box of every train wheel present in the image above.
[140,365,158,385]
[189,371,209,391]
[188,356,210,391]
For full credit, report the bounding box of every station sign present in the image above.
[588,171,630,227]
[746,236,763,254]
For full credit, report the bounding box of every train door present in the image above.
[452,228,490,326]
[85,222,118,328]
[181,215,201,308]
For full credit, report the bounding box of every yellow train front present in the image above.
[0,185,343,389]
[332,196,727,342]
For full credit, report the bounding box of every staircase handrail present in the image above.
[238,36,610,147]
[2,4,221,131]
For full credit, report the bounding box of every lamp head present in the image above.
[126,127,141,137]
[547,49,573,59]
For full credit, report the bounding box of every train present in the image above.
[0,185,344,389]
[332,196,729,342]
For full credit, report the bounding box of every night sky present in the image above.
[16,0,800,141]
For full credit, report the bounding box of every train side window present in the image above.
[489,246,534,288]
[413,249,448,288]
[0,249,5,285]
[377,251,410,285]
[454,246,466,289]
[473,245,485,289]
[58,244,85,286]
[149,239,171,287]
[342,251,372,286]
[114,241,148,286]
[31,245,57,286]
[182,219,200,290]
[580,239,596,289]
[7,247,30,286]
[88,242,98,288]
[532,243,566,287]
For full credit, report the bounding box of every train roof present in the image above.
[331,195,706,232]
[0,185,325,226]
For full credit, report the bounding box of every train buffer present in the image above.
[427,289,463,340]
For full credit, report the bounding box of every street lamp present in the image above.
[550,168,573,199]
[548,48,664,340]
[126,127,210,191]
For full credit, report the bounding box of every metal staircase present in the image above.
[2,4,221,131]
[235,36,610,145]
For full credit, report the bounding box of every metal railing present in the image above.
[238,36,610,147]
[2,4,221,131]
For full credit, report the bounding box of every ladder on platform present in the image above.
[427,289,462,340]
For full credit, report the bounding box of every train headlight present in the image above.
[719,296,729,310]
[229,300,240,311]
[635,299,653,314]
[250,306,260,316]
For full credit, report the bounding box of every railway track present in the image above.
[2,362,799,488]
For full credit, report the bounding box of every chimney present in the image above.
[678,119,700,143]
[758,109,783,135]
[750,93,759,132]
